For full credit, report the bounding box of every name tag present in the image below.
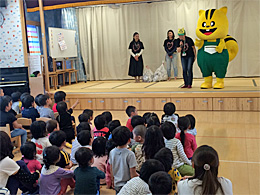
[204,45,217,54]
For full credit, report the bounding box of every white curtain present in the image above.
[78,0,260,81]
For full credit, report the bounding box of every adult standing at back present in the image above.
[164,30,178,81]
[177,28,196,88]
[128,32,144,83]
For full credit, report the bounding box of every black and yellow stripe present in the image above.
[205,9,216,20]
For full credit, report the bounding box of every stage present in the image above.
[49,77,260,111]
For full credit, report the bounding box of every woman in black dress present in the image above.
[128,32,144,83]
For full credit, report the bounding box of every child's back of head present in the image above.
[56,101,67,114]
[22,95,34,109]
[131,115,145,128]
[146,113,160,128]
[46,120,59,134]
[143,125,165,159]
[94,114,106,130]
[43,146,60,169]
[190,145,223,195]
[83,109,93,120]
[102,111,113,125]
[20,92,30,104]
[125,106,136,117]
[133,125,146,142]
[77,122,91,134]
[149,171,172,195]
[139,159,165,183]
[153,147,173,172]
[108,120,121,135]
[77,130,92,146]
[160,122,176,140]
[49,130,66,148]
[163,102,176,116]
[30,121,47,139]
[78,113,90,123]
[142,112,151,125]
[38,94,51,107]
[54,91,66,103]
[112,126,131,146]
[11,92,21,103]
[20,141,37,160]
[106,139,117,158]
[35,94,43,106]
[75,147,93,168]
[178,116,191,147]
[92,137,107,158]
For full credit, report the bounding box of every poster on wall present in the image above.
[28,55,41,75]
[27,25,41,55]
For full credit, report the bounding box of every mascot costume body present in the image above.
[195,7,239,89]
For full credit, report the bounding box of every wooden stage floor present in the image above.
[50,77,260,94]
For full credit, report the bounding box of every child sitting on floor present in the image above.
[77,113,94,137]
[125,106,138,132]
[34,94,43,113]
[30,121,51,165]
[93,114,109,138]
[175,116,197,159]
[102,111,113,127]
[49,131,75,194]
[161,102,178,129]
[92,137,107,187]
[39,146,74,195]
[118,159,165,195]
[131,125,147,172]
[74,147,105,195]
[110,126,138,194]
[160,121,194,176]
[154,147,182,194]
[38,94,55,120]
[56,101,75,144]
[107,120,121,140]
[71,129,92,165]
[177,145,233,195]
[21,95,40,122]
[20,142,42,173]
[83,109,94,125]
[185,114,197,138]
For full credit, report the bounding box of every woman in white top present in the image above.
[178,145,233,195]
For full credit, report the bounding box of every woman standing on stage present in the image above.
[128,32,144,83]
[164,30,178,81]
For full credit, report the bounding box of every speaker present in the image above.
[0,0,7,7]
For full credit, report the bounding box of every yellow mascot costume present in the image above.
[195,7,239,89]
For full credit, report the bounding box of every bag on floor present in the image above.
[143,66,154,82]
[153,62,168,82]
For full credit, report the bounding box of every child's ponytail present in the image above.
[178,116,190,147]
[190,145,224,195]
[42,146,60,170]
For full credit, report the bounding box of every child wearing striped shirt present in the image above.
[160,122,194,176]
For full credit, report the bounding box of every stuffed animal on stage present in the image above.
[195,7,239,89]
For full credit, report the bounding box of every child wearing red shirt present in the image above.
[175,116,197,159]
[125,105,138,132]
[94,114,109,137]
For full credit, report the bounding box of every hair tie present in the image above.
[203,164,210,171]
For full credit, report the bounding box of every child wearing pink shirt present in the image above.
[20,142,42,173]
[175,116,197,159]
[92,137,107,185]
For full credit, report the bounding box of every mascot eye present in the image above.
[202,22,206,27]
[210,21,215,26]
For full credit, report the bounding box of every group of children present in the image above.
[0,89,233,195]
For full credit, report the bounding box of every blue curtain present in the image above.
[61,8,86,81]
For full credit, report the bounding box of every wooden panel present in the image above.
[240,98,260,111]
[170,98,194,111]
[154,98,171,110]
[131,98,142,110]
[140,98,155,111]
[213,98,242,111]
[79,98,96,110]
[95,98,106,110]
[194,98,213,111]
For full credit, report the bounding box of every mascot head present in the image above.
[196,7,229,40]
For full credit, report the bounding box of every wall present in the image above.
[0,0,24,67]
